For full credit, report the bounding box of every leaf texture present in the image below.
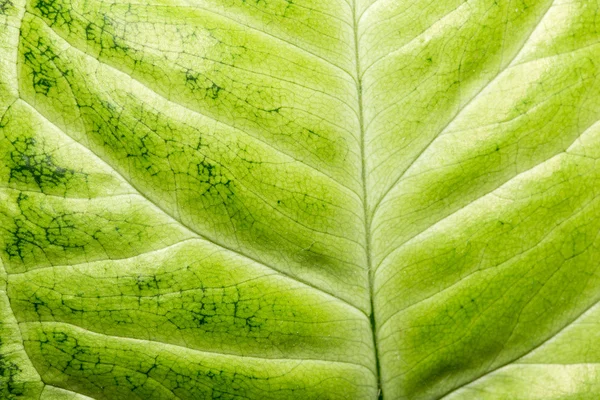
[1,0,600,399]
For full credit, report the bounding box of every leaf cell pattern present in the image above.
[2,0,600,399]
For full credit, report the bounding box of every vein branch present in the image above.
[439,299,600,399]
[370,0,556,219]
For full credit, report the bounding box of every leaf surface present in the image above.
[1,0,600,398]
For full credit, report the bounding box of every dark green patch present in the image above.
[0,337,25,400]
[97,15,134,57]
[32,0,73,27]
[4,193,89,262]
[165,294,211,329]
[22,36,63,96]
[208,83,223,100]
[81,16,136,61]
[282,0,294,16]
[135,275,160,292]
[184,70,226,101]
[51,332,68,343]
[30,293,50,314]
[0,0,13,15]
[9,136,79,191]
[196,159,233,198]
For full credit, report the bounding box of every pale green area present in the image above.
[41,386,95,400]
[1,0,599,399]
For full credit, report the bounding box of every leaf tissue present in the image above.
[1,0,600,399]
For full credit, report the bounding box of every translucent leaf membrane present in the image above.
[18,12,369,309]
[22,321,375,400]
[1,0,600,399]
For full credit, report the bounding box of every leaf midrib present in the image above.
[23,0,391,396]
[350,0,384,398]
[354,1,559,398]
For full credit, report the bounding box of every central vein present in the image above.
[351,2,383,398]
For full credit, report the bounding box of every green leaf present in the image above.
[1,0,599,398]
